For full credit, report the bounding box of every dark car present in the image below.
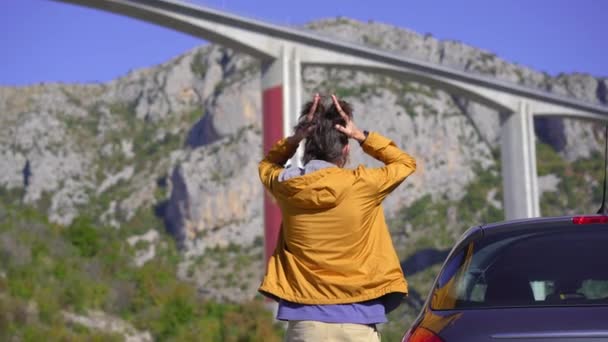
[402,215,608,342]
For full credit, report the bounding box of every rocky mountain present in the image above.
[1,17,606,339]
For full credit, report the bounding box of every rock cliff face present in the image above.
[1,18,605,302]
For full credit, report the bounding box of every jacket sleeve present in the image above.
[259,138,299,192]
[357,132,416,203]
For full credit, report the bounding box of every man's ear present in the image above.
[341,144,350,167]
[342,144,350,161]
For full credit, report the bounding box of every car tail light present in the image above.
[401,327,445,342]
[572,215,608,225]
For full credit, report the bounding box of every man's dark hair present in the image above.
[296,98,353,165]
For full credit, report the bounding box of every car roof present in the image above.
[454,215,608,250]
[481,215,575,232]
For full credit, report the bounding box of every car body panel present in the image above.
[417,306,608,342]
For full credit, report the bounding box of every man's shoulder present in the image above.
[352,164,372,174]
[350,164,382,183]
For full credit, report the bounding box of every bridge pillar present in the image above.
[500,100,541,219]
[261,45,301,263]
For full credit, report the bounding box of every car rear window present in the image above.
[431,225,608,310]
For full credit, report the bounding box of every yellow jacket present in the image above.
[258,132,416,304]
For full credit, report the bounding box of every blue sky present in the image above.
[1,0,606,86]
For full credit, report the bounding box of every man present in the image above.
[258,94,416,341]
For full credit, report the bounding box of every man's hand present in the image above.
[332,94,366,143]
[287,94,319,145]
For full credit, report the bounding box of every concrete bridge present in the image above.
[54,0,608,261]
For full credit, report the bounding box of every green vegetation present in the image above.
[101,103,183,174]
[190,50,208,78]
[63,216,101,257]
[311,69,376,101]
[188,241,263,294]
[362,34,384,48]
[0,195,283,341]
[479,52,497,63]
[389,163,503,261]
[60,101,207,223]
[537,143,603,216]
[314,71,437,113]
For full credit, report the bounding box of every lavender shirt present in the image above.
[277,299,387,324]
[277,160,389,324]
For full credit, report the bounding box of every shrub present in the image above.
[64,217,100,257]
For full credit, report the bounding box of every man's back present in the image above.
[259,132,416,304]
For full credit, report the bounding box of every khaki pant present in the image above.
[285,320,381,342]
